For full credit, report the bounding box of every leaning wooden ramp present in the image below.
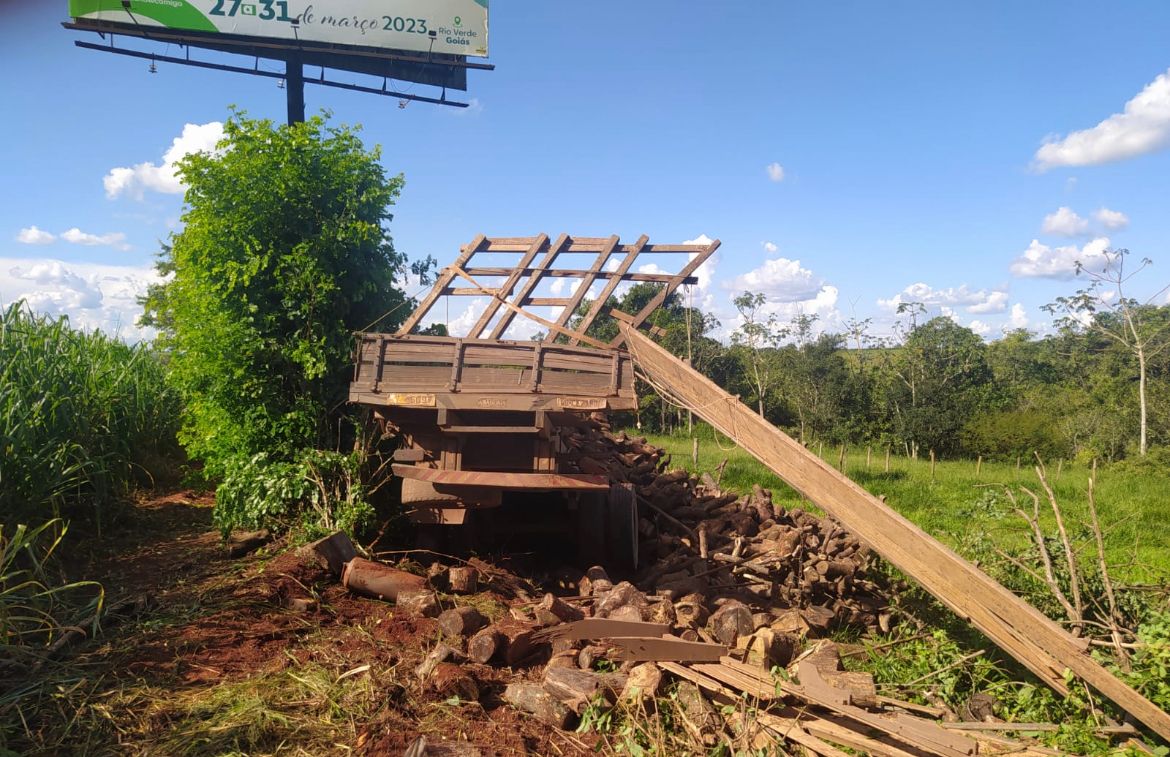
[620,324,1170,742]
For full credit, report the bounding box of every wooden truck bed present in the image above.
[349,334,637,412]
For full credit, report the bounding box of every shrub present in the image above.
[213,449,374,539]
[960,409,1069,461]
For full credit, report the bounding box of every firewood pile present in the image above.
[561,418,891,636]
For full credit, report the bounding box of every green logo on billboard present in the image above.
[454,16,462,26]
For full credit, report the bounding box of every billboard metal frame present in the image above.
[64,13,493,124]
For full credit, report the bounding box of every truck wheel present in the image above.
[607,483,639,571]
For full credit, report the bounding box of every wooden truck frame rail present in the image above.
[349,233,719,567]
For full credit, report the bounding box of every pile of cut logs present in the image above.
[562,419,891,634]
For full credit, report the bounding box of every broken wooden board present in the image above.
[608,636,727,663]
[622,323,1170,742]
[532,618,670,642]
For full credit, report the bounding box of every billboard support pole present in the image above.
[286,54,305,125]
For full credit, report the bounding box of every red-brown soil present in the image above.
[27,491,594,756]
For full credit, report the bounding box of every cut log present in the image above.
[503,682,575,729]
[467,628,504,664]
[430,662,480,702]
[416,643,463,680]
[427,563,450,591]
[226,528,272,558]
[621,662,663,703]
[397,588,440,618]
[597,581,647,618]
[543,666,627,712]
[298,531,357,576]
[342,558,426,601]
[495,618,542,666]
[708,601,753,646]
[537,593,585,624]
[448,566,479,594]
[579,565,613,597]
[741,628,796,669]
[438,607,488,637]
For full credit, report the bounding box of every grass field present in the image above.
[642,428,1170,584]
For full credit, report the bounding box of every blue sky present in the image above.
[2,1,1169,341]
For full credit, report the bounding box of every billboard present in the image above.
[68,0,489,57]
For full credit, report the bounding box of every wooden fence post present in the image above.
[930,449,937,482]
[976,455,982,476]
[692,437,699,470]
[884,447,891,473]
[866,445,872,471]
[838,444,846,474]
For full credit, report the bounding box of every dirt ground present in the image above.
[19,492,595,756]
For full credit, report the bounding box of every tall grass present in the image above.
[0,301,180,525]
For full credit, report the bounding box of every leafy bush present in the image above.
[0,302,179,523]
[141,111,412,485]
[214,449,374,539]
[959,409,1069,461]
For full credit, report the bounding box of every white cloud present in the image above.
[1034,67,1170,170]
[104,121,224,200]
[61,227,131,251]
[1,258,164,341]
[1007,303,1029,331]
[724,256,825,302]
[762,241,778,253]
[1010,237,1110,279]
[1042,206,1089,237]
[16,226,55,245]
[968,319,991,337]
[765,162,785,182]
[878,283,1009,314]
[1094,207,1130,230]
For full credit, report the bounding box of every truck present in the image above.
[349,233,719,569]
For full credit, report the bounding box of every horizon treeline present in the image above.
[572,281,1170,464]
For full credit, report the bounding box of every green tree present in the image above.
[1044,249,1170,456]
[731,291,786,417]
[882,316,993,457]
[141,111,412,532]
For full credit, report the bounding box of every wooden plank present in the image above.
[449,266,610,349]
[570,234,648,345]
[488,233,569,340]
[464,267,699,283]
[793,661,976,757]
[609,238,720,347]
[397,233,485,335]
[620,324,1170,743]
[392,464,608,491]
[759,710,925,757]
[467,233,548,339]
[553,234,620,334]
[691,663,776,699]
[533,618,671,642]
[609,636,728,663]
